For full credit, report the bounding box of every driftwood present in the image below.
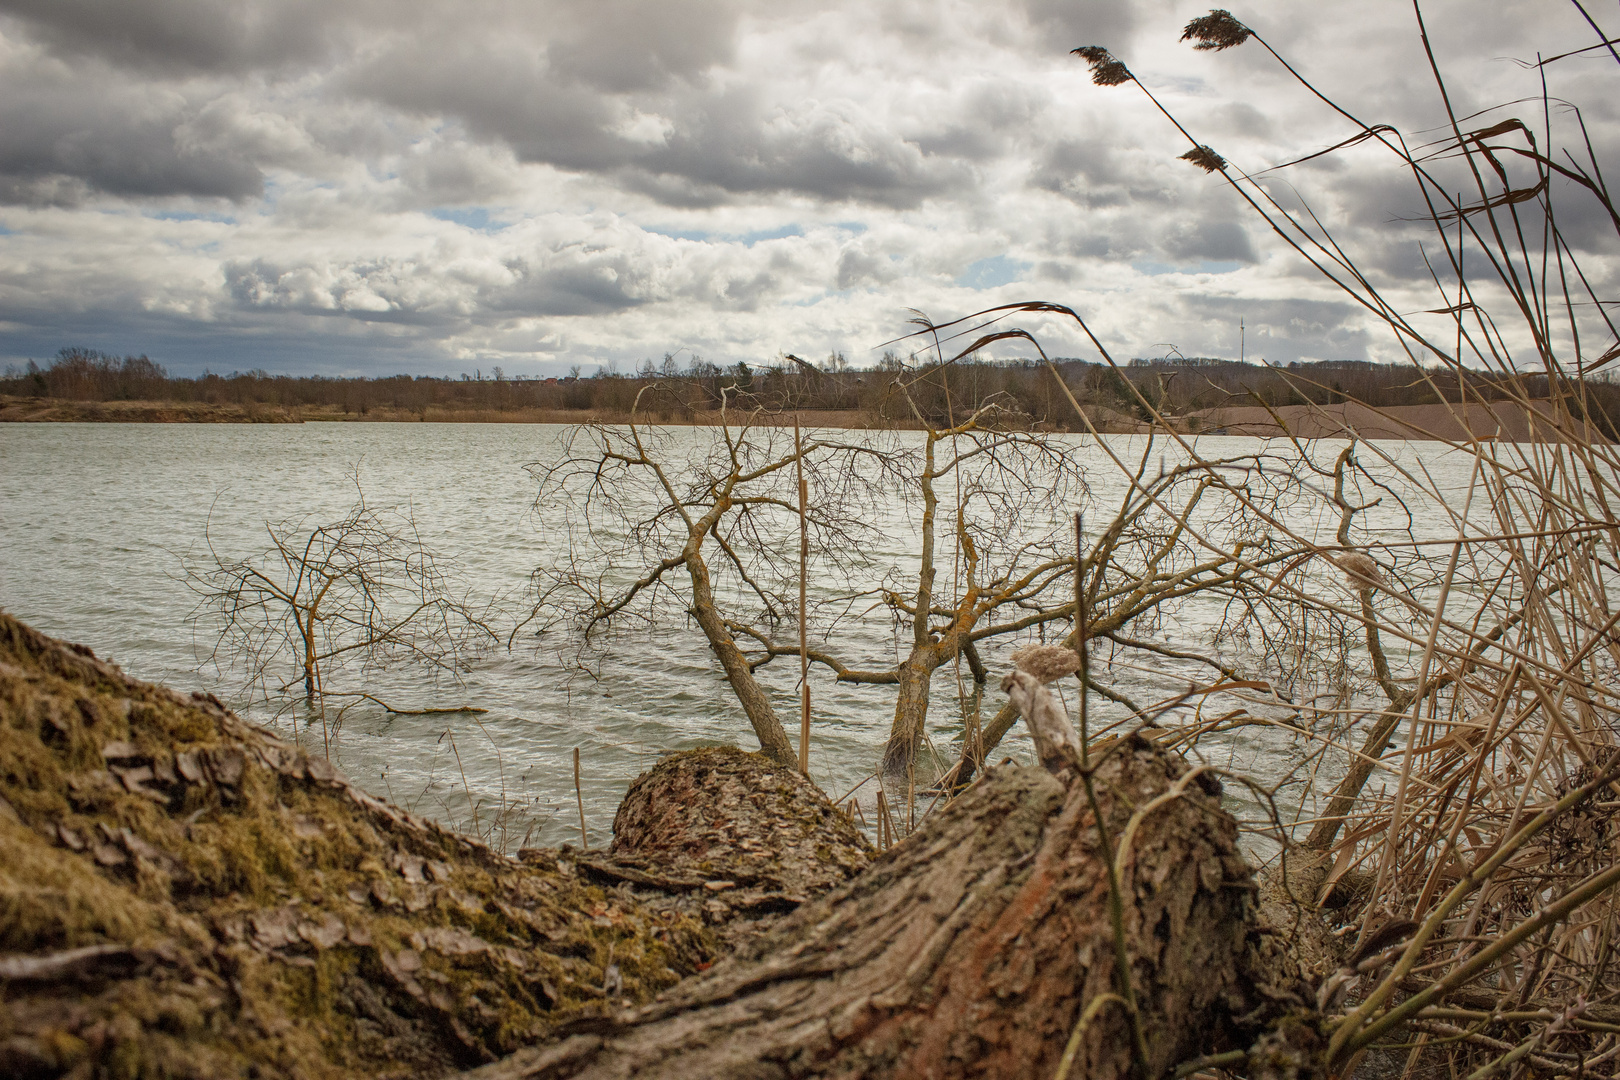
[464,735,1262,1080]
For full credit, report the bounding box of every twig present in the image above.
[327,691,488,715]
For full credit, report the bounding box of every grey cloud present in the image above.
[224,259,442,322]
[1171,295,1374,366]
[1161,220,1256,264]
[358,45,971,207]
[1017,0,1141,52]
[394,140,523,208]
[0,174,92,207]
[1205,102,1274,141]
[0,1,1064,213]
[492,262,649,317]
[1029,135,1170,211]
[836,246,899,290]
[708,267,777,310]
[225,246,652,323]
[1034,260,1074,283]
[545,0,742,93]
[913,80,1050,161]
[343,39,635,174]
[607,88,971,207]
[0,0,341,74]
[0,66,264,204]
[615,171,736,209]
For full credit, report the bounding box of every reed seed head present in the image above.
[1181,10,1253,51]
[1181,146,1227,173]
[1071,46,1133,87]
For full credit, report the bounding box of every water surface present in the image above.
[0,422,1476,849]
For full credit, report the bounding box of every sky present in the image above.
[0,0,1614,378]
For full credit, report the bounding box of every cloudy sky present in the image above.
[0,0,1613,378]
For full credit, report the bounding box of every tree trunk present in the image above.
[877,428,942,788]
[684,545,797,768]
[580,746,874,951]
[879,652,938,786]
[462,735,1259,1080]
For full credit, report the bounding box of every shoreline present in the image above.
[0,393,1592,441]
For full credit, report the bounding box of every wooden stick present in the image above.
[1075,513,1089,763]
[796,416,811,774]
[574,747,589,850]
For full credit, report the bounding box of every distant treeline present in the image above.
[4,346,1616,430]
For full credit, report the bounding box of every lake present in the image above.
[0,421,1477,850]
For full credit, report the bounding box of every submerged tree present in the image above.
[529,389,897,768]
[529,367,1323,812]
[703,364,1093,788]
[183,474,497,752]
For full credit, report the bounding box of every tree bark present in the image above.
[879,653,938,785]
[684,541,797,768]
[462,735,1259,1080]
[580,746,873,951]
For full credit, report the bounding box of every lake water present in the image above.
[0,422,1477,850]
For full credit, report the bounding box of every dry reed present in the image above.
[910,5,1620,1073]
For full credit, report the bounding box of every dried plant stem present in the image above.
[1330,758,1620,1058]
[876,788,895,850]
[1052,992,1129,1080]
[446,730,478,835]
[1361,455,1483,939]
[796,416,811,775]
[574,746,588,851]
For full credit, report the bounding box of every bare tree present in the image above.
[183,474,497,753]
[529,370,1323,818]
[723,377,1090,790]
[530,388,896,768]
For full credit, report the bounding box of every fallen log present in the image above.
[464,735,1261,1080]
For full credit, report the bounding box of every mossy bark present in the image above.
[0,613,716,1080]
[579,746,873,952]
